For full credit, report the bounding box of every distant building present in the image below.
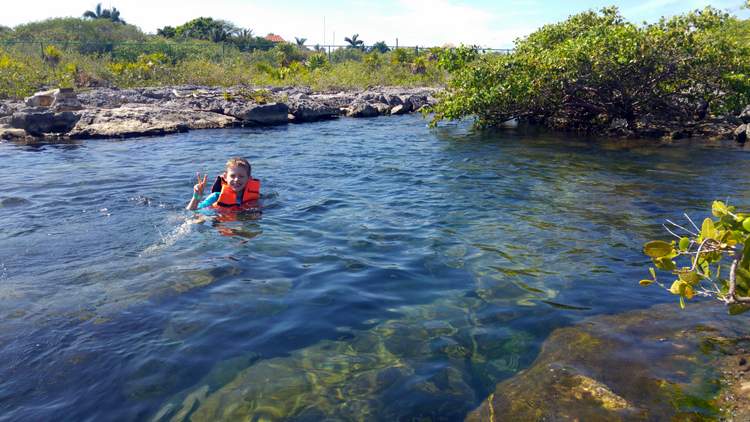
[265,33,285,43]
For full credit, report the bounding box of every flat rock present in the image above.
[24,89,56,107]
[68,105,237,138]
[0,127,31,141]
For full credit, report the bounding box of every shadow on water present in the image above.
[1,116,750,420]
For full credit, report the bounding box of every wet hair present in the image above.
[225,157,251,175]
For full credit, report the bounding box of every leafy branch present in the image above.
[641,201,750,313]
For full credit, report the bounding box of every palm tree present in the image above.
[344,34,364,50]
[230,28,255,51]
[295,37,307,47]
[237,28,254,39]
[370,41,390,53]
[83,3,126,24]
[83,3,103,19]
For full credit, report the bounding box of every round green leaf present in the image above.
[678,237,690,251]
[644,240,674,258]
[743,218,750,232]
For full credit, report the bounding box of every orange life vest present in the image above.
[211,176,261,209]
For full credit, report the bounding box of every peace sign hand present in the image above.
[193,172,208,197]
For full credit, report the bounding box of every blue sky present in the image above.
[3,0,748,47]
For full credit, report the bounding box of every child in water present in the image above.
[186,157,261,211]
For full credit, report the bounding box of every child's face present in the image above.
[225,165,249,192]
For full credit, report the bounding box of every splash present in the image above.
[141,217,199,256]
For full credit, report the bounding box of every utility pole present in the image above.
[323,16,326,46]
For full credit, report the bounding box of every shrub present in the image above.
[431,7,750,129]
[0,50,46,98]
[305,52,328,70]
[43,45,63,66]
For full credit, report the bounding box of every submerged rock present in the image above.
[466,302,748,421]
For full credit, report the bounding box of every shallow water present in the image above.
[1,115,749,421]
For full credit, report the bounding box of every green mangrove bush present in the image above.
[430,7,750,130]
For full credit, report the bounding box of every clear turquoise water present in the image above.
[1,115,749,421]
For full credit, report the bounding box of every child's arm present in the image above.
[186,173,208,210]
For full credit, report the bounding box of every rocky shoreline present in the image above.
[2,85,748,143]
[0,86,440,141]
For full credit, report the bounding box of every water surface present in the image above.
[1,115,749,420]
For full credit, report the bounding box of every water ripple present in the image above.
[1,116,749,420]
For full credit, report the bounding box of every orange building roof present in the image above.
[265,33,285,43]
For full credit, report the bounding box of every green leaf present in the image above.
[654,257,677,271]
[639,279,654,286]
[678,269,700,285]
[743,218,750,233]
[701,218,718,240]
[712,200,729,217]
[678,237,690,251]
[683,284,694,299]
[742,238,750,270]
[669,280,683,295]
[649,267,657,280]
[737,267,750,291]
[679,295,685,309]
[644,240,675,258]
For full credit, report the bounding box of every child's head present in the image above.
[224,157,251,192]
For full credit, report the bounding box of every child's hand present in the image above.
[193,172,208,196]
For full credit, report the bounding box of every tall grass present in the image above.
[0,42,446,99]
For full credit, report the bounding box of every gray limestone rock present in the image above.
[288,99,339,122]
[11,109,81,135]
[739,105,750,124]
[734,123,747,143]
[346,101,379,118]
[223,102,289,125]
[68,105,237,138]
